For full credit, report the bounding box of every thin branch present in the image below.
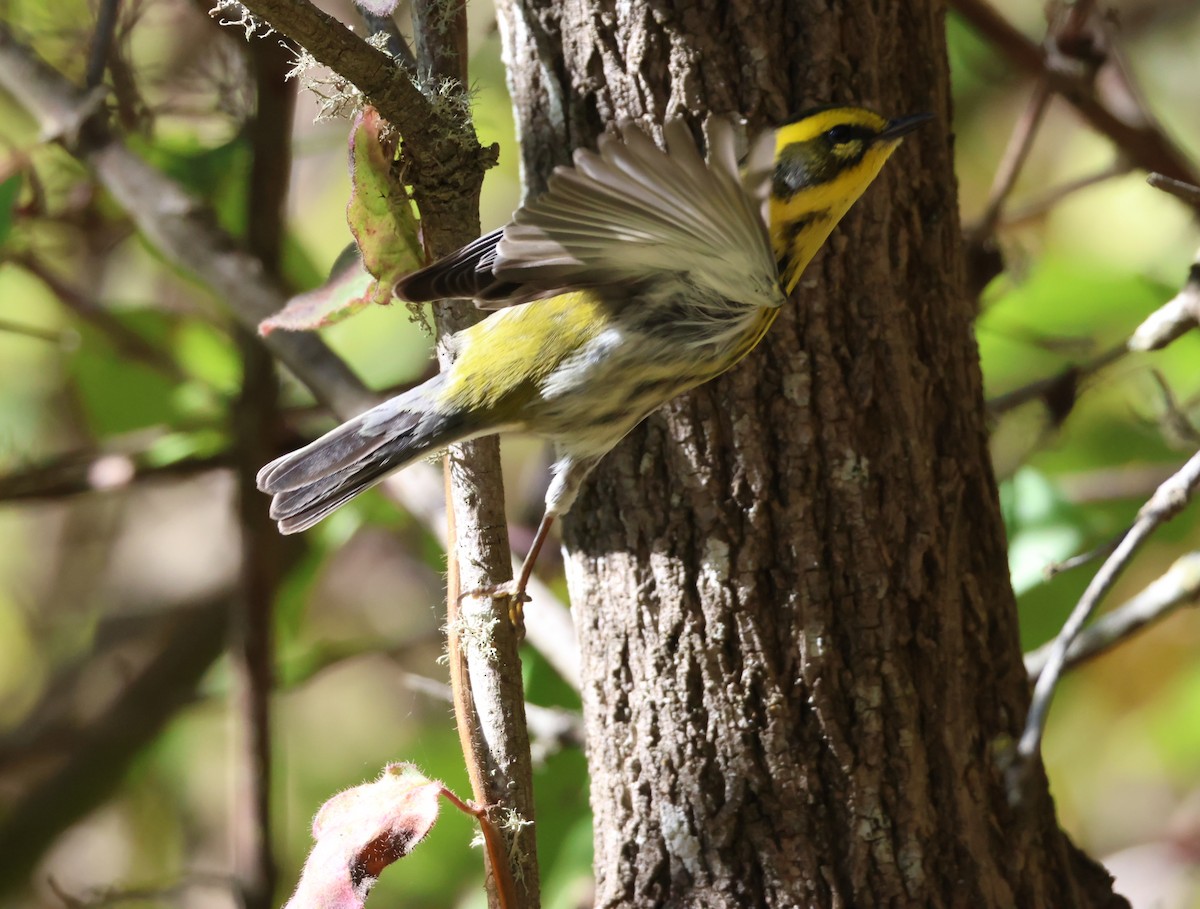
[1026,551,1200,680]
[403,0,541,898]
[949,0,1200,186]
[437,786,519,909]
[0,23,373,416]
[1009,447,1200,802]
[0,448,229,502]
[213,0,431,127]
[231,335,281,909]
[1147,369,1200,450]
[85,0,121,89]
[986,343,1126,417]
[222,0,498,254]
[270,604,576,711]
[47,871,237,909]
[991,257,1200,472]
[220,3,552,901]
[399,672,585,759]
[1000,160,1131,229]
[0,315,71,344]
[381,464,581,688]
[1128,250,1200,352]
[1056,463,1182,506]
[1043,532,1121,580]
[411,0,466,85]
[358,12,417,69]
[970,81,1052,240]
[1147,172,1200,210]
[226,35,296,909]
[0,431,579,683]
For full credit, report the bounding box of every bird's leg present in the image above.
[459,452,597,634]
[505,512,554,630]
[515,512,555,600]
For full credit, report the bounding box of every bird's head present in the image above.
[769,106,933,291]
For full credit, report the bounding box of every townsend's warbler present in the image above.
[258,107,930,597]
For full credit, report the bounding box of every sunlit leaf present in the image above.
[979,257,1169,396]
[1147,660,1200,778]
[283,763,443,909]
[259,245,374,335]
[142,428,228,467]
[175,321,240,393]
[68,314,179,435]
[1001,468,1087,595]
[0,173,22,248]
[345,107,423,301]
[261,109,424,334]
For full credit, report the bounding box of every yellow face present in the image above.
[769,107,928,292]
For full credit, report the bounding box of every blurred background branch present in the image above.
[0,592,233,890]
[1026,550,1200,680]
[0,0,1199,905]
[0,9,572,901]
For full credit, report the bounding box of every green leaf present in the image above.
[1001,468,1086,596]
[258,108,425,334]
[68,313,180,435]
[142,428,227,468]
[130,133,251,236]
[1147,659,1200,778]
[0,173,22,249]
[345,107,423,301]
[174,320,240,393]
[259,244,375,334]
[980,257,1168,396]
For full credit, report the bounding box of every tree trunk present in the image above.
[494,1,1128,906]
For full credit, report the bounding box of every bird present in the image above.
[257,106,931,603]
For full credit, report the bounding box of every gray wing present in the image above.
[394,229,527,303]
[396,118,784,311]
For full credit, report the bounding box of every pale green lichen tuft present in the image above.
[284,32,396,122]
[445,610,499,662]
[498,808,535,885]
[208,2,272,40]
[414,73,479,152]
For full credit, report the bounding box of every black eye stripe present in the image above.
[773,126,879,198]
[824,124,876,145]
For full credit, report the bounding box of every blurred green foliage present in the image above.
[0,0,1198,906]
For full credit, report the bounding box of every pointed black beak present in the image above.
[879,112,935,141]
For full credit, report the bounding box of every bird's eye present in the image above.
[824,125,855,145]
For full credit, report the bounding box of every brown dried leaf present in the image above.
[282,763,443,909]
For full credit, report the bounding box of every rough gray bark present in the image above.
[493,1,1128,907]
